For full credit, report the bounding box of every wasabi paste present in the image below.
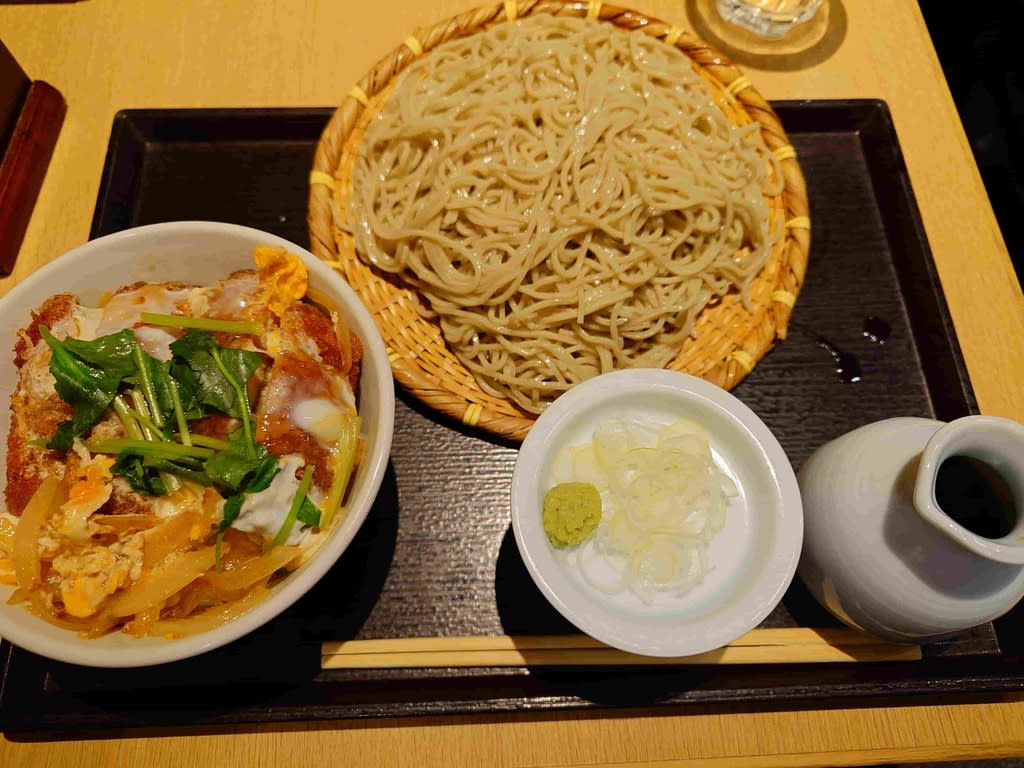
[542,482,602,548]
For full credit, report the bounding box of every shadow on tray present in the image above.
[492,523,1016,707]
[492,525,842,707]
[40,462,402,705]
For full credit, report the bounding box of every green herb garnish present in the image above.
[85,438,214,460]
[205,428,279,493]
[111,453,168,496]
[272,465,315,546]
[39,326,138,449]
[297,495,321,530]
[40,324,325,552]
[184,434,232,451]
[169,331,261,451]
[215,442,282,569]
[140,312,264,337]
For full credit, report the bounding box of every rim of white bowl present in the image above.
[510,368,803,658]
[0,221,395,667]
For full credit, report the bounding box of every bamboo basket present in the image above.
[308,0,810,442]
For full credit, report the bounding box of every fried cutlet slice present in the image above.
[7,278,361,516]
[254,302,362,498]
[7,294,80,515]
[5,293,160,517]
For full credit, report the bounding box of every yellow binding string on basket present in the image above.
[462,403,484,427]
[728,350,755,373]
[403,35,423,56]
[726,76,753,97]
[309,170,337,191]
[774,145,797,161]
[587,0,602,18]
[771,290,796,307]
[347,84,370,107]
[664,25,683,45]
[387,346,401,364]
[504,0,517,22]
[785,216,811,230]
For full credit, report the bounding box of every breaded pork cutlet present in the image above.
[6,273,362,518]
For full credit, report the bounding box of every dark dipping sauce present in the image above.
[934,455,1018,539]
[863,315,891,344]
[815,335,862,383]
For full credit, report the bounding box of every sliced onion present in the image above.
[13,477,66,590]
[555,417,735,601]
[149,585,271,638]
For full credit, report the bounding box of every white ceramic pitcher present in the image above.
[798,415,1024,643]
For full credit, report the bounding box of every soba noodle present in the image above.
[349,14,782,413]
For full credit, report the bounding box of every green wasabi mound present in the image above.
[542,482,602,548]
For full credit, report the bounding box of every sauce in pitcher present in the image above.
[935,455,1018,539]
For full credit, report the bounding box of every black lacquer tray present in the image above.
[2,100,1022,735]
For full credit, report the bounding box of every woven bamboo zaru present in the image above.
[308,0,810,442]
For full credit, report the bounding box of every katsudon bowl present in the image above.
[0,222,395,667]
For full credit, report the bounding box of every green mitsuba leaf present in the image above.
[111,453,168,496]
[131,352,177,428]
[216,458,278,533]
[169,360,204,420]
[204,428,279,492]
[206,428,281,532]
[244,453,280,495]
[219,494,245,532]
[169,331,262,419]
[297,496,321,530]
[59,330,138,379]
[40,326,139,450]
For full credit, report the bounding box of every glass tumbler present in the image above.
[716,0,824,39]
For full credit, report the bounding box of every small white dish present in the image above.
[510,369,802,658]
[0,221,395,667]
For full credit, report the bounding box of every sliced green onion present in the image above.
[140,312,263,336]
[322,414,360,527]
[272,465,314,547]
[85,439,213,460]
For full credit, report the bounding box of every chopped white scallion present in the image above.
[551,417,736,603]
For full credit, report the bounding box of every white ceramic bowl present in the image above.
[0,222,395,667]
[511,369,802,657]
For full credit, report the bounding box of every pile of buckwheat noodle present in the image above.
[349,14,782,414]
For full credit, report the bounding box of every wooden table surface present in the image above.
[1,0,1023,765]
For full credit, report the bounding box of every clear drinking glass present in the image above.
[716,0,824,39]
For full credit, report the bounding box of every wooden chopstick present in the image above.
[321,628,921,669]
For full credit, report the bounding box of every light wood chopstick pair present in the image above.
[321,628,921,669]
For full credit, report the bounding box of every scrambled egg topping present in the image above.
[38,450,142,617]
[255,246,308,318]
[51,535,143,618]
[0,447,145,617]
[55,452,115,541]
